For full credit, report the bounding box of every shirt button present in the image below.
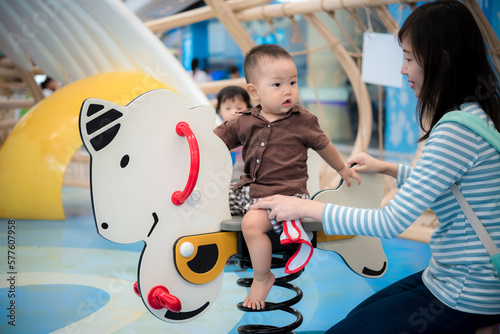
[267,124,271,127]
[256,159,260,164]
[260,142,265,146]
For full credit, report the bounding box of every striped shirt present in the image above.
[323,102,500,314]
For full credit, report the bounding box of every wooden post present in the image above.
[146,0,272,33]
[146,0,419,33]
[235,0,418,23]
[303,14,372,157]
[198,77,247,95]
[14,66,44,103]
[203,0,256,54]
[373,5,399,35]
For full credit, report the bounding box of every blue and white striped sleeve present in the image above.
[397,164,413,188]
[322,122,480,239]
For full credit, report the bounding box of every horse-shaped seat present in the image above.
[79,88,387,325]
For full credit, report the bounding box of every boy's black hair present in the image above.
[243,44,293,84]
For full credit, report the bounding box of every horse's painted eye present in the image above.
[120,155,130,168]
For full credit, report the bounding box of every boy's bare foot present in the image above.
[242,272,275,310]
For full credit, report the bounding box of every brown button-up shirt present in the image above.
[214,104,330,198]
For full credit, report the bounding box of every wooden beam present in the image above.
[0,119,17,131]
[235,0,418,23]
[14,65,44,103]
[146,0,418,33]
[373,5,399,35]
[146,0,271,32]
[0,82,27,89]
[203,0,256,54]
[0,57,15,67]
[0,68,20,80]
[0,66,42,79]
[198,77,246,94]
[0,99,35,109]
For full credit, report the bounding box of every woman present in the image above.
[253,1,500,332]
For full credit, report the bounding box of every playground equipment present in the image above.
[79,88,387,329]
[80,89,232,322]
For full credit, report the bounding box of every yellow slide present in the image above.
[0,72,168,220]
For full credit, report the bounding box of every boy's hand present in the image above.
[337,166,361,187]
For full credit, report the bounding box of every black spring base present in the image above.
[236,270,304,334]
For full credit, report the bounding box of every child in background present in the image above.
[40,76,60,97]
[214,44,360,310]
[216,86,252,181]
[216,86,252,122]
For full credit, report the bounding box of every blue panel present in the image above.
[192,21,209,61]
[477,1,500,46]
[183,21,209,71]
[384,5,420,155]
[384,85,419,154]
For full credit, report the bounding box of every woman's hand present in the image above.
[252,195,325,222]
[348,152,398,178]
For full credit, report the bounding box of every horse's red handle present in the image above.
[148,285,182,313]
[172,122,199,206]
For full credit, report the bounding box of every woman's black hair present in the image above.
[216,86,252,113]
[398,0,500,141]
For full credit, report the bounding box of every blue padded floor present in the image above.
[0,187,431,334]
